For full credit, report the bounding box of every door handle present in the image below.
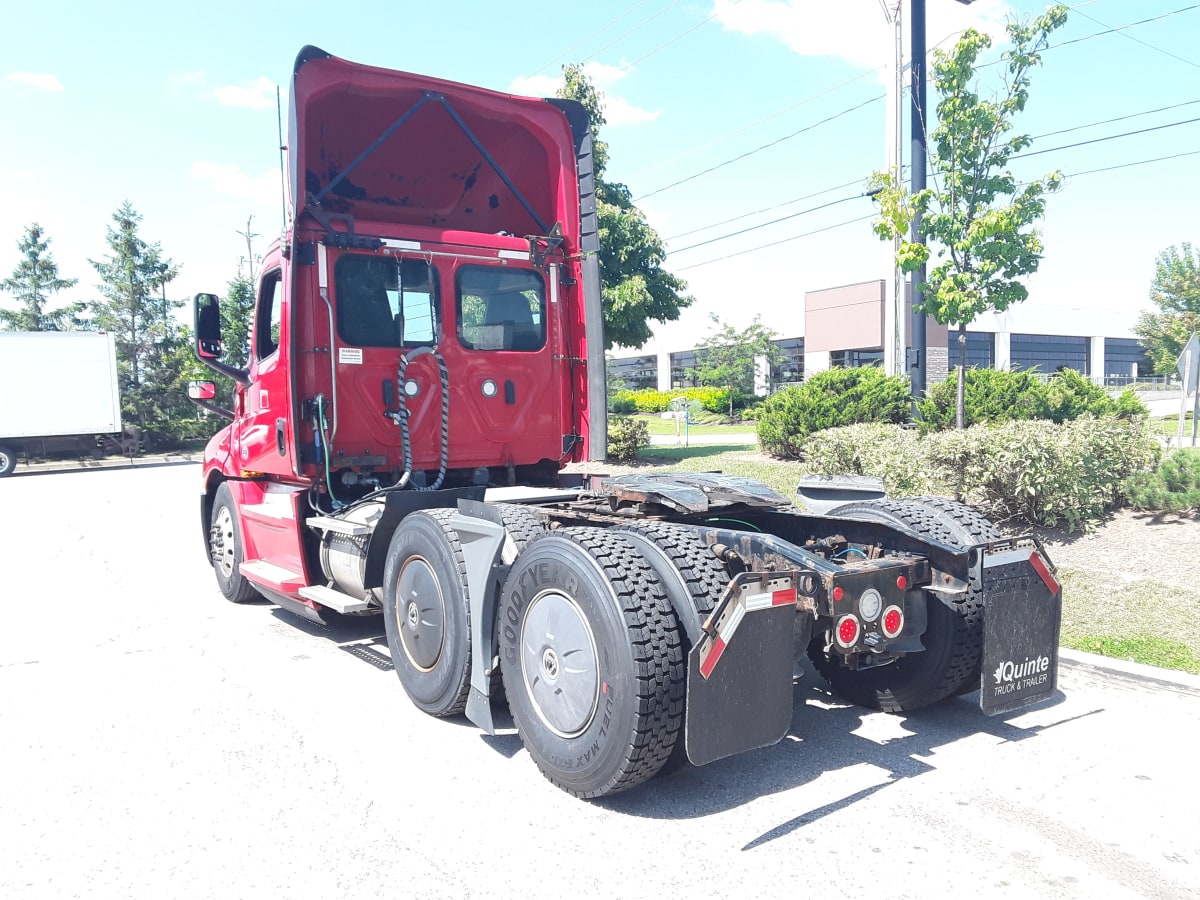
[275,418,287,456]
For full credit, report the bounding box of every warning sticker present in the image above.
[338,347,363,365]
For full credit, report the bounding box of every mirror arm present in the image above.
[198,356,251,388]
[187,395,236,421]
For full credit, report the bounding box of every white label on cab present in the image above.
[339,347,363,365]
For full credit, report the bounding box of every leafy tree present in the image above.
[1133,243,1200,375]
[692,314,782,417]
[870,5,1068,428]
[557,65,692,349]
[89,201,186,446]
[0,223,83,331]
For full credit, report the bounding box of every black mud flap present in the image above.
[979,544,1062,716]
[685,574,798,767]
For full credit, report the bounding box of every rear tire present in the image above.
[498,527,685,798]
[209,482,261,603]
[0,445,17,477]
[612,522,729,773]
[809,498,1001,712]
[382,509,473,718]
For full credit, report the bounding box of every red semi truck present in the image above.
[189,47,1062,799]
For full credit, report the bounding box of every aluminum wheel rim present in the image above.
[395,556,445,671]
[520,590,599,738]
[211,506,236,578]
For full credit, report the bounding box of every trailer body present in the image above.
[188,47,1062,798]
[0,330,124,476]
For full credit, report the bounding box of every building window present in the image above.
[830,348,883,368]
[947,331,994,369]
[1010,333,1088,374]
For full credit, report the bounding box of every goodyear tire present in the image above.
[612,522,729,773]
[498,527,685,798]
[0,445,17,477]
[809,498,1001,712]
[209,482,262,603]
[382,509,473,717]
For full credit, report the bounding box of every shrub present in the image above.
[757,367,911,459]
[923,416,1161,531]
[1122,449,1200,512]
[802,423,933,497]
[918,368,1047,432]
[607,416,650,462]
[1042,368,1118,423]
[628,388,671,414]
[1112,389,1149,420]
[609,390,637,414]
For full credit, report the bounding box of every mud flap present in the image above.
[685,574,798,767]
[979,545,1062,715]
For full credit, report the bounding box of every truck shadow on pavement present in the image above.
[597,675,1094,840]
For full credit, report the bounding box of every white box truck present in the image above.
[0,331,124,476]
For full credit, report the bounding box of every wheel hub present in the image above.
[520,590,599,738]
[210,506,236,578]
[394,557,445,671]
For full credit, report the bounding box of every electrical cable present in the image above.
[1068,4,1200,70]
[1013,116,1200,160]
[664,177,867,241]
[524,0,654,77]
[668,192,869,254]
[583,0,685,63]
[672,214,876,271]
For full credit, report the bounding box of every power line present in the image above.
[1066,147,1200,178]
[1051,4,1200,54]
[583,0,685,63]
[664,177,866,241]
[1014,116,1200,160]
[1031,97,1200,140]
[634,94,882,201]
[669,193,869,254]
[619,10,719,70]
[1068,4,1200,70]
[673,214,877,272]
[524,0,654,77]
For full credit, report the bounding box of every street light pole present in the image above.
[910,0,928,398]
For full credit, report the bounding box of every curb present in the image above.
[1058,646,1200,696]
[14,453,200,474]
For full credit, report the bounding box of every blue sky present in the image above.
[1,0,1196,352]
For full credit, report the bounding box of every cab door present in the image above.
[235,267,296,477]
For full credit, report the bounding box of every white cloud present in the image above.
[5,72,64,92]
[712,0,1011,74]
[509,61,658,127]
[190,162,280,206]
[214,76,277,110]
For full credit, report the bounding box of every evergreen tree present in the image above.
[557,66,692,350]
[89,201,185,446]
[0,223,83,331]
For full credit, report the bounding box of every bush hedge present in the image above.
[608,386,730,416]
[607,416,650,462]
[757,367,911,459]
[802,417,1161,531]
[1122,448,1200,512]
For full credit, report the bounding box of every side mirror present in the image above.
[194,293,223,360]
[187,380,217,401]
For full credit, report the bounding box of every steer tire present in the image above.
[808,497,1001,713]
[612,522,729,774]
[382,509,473,718]
[0,445,17,477]
[498,527,685,799]
[208,482,262,603]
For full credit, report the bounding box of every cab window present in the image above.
[255,270,282,361]
[456,267,546,352]
[335,255,438,348]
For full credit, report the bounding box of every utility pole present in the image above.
[236,215,260,283]
[881,0,906,379]
[910,0,928,398]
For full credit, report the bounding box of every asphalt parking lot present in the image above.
[2,462,1198,899]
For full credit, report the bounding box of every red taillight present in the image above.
[832,586,845,603]
[881,606,904,639]
[896,575,907,590]
[835,615,860,648]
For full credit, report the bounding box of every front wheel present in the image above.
[0,445,17,477]
[209,482,261,603]
[498,528,685,799]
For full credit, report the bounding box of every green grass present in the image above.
[1153,412,1196,436]
[636,414,755,436]
[605,444,1200,676]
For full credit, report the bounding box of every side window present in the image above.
[456,266,546,352]
[334,255,439,348]
[255,270,282,361]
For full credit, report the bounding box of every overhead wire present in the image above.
[1068,4,1200,70]
[524,0,654,77]
[583,0,686,63]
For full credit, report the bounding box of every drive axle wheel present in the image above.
[382,509,473,717]
[208,482,261,603]
[498,528,684,799]
[810,498,1001,712]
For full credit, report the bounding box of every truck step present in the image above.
[305,515,370,536]
[298,584,374,614]
[239,560,305,591]
[241,499,297,522]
